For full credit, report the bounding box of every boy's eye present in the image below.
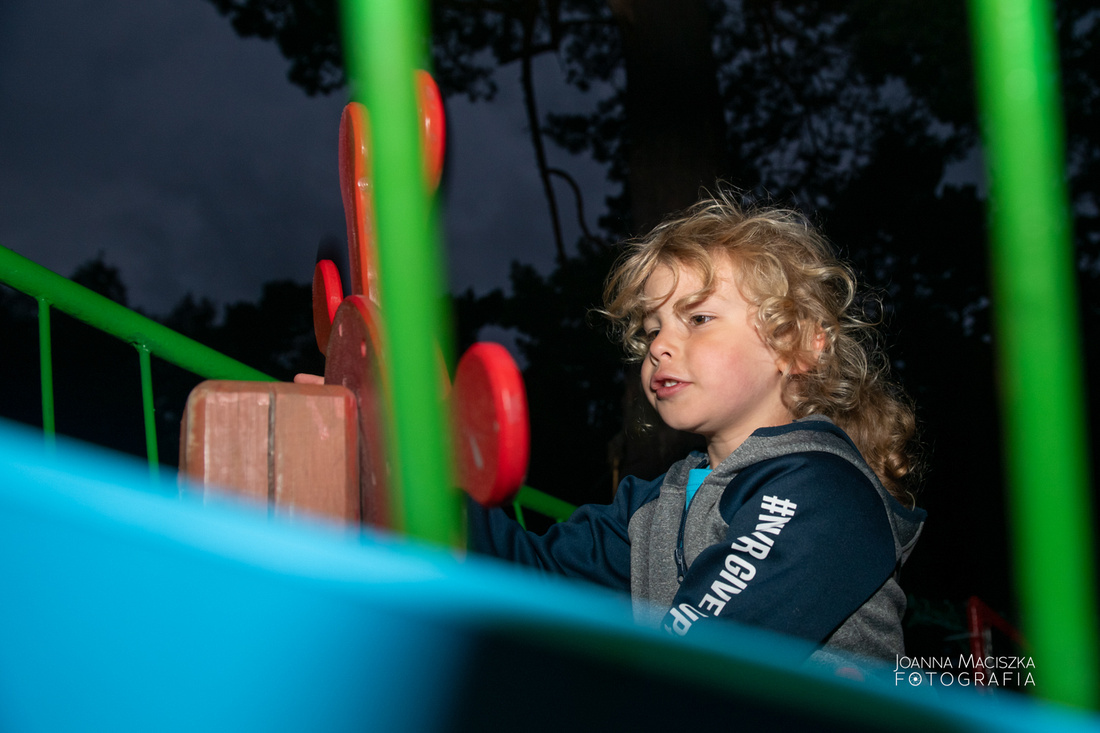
[689,314,713,326]
[643,328,659,342]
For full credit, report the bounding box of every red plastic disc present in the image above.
[416,70,446,193]
[312,259,344,354]
[451,342,530,507]
[324,295,391,527]
[338,102,379,304]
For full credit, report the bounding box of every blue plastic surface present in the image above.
[1,418,1097,732]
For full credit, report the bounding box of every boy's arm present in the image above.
[467,474,661,593]
[661,453,897,643]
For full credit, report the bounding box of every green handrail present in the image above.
[1,246,275,383]
[1,243,275,472]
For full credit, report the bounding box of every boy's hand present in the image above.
[293,373,325,386]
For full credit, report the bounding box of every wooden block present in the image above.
[180,381,359,524]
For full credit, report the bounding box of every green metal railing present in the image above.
[0,244,275,473]
[0,243,574,520]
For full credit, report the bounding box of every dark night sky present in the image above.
[0,0,612,316]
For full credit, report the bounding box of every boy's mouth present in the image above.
[650,374,688,398]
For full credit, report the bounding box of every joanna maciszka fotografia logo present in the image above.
[895,654,1036,688]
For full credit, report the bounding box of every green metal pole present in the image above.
[1,245,273,383]
[337,0,461,545]
[37,297,55,446]
[137,346,160,478]
[968,0,1098,707]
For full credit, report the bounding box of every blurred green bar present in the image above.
[968,0,1098,707]
[516,485,577,523]
[1,245,274,383]
[337,0,461,545]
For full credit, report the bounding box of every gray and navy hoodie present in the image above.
[469,415,926,661]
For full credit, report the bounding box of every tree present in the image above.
[71,254,130,306]
[208,0,732,239]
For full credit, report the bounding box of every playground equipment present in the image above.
[315,76,529,515]
[0,0,1097,726]
[180,71,530,531]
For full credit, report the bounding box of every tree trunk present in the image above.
[607,0,724,483]
[610,0,729,234]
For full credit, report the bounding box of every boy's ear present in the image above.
[810,328,827,357]
[778,323,827,376]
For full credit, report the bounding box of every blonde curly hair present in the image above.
[601,191,920,504]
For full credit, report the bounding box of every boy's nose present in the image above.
[648,330,675,362]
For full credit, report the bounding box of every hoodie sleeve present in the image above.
[467,474,663,593]
[661,452,898,644]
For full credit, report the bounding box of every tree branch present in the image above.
[547,168,597,242]
[519,0,567,264]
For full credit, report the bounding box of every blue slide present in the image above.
[1,418,1096,732]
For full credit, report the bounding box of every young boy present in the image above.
[468,192,925,664]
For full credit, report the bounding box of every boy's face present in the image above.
[640,257,791,464]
